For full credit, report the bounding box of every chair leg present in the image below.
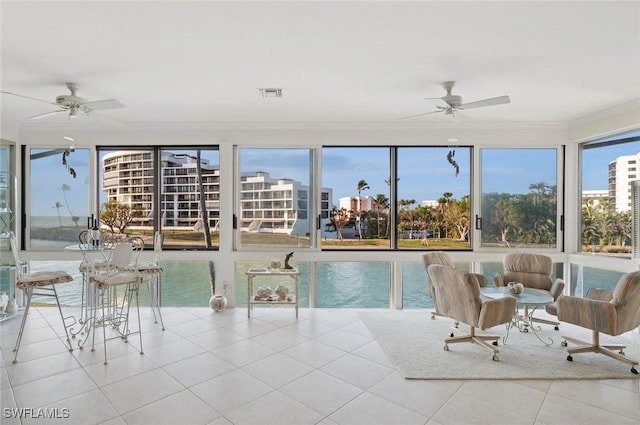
[443,326,501,360]
[148,273,164,330]
[12,286,33,363]
[101,287,108,365]
[50,284,74,352]
[134,283,144,355]
[431,311,461,337]
[562,330,639,373]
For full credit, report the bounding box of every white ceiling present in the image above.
[2,1,639,141]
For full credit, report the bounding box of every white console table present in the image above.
[246,267,299,318]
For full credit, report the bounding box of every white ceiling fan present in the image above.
[401,81,510,119]
[1,82,124,120]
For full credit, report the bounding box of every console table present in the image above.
[246,267,299,318]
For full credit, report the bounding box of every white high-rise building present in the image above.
[608,153,640,212]
[239,171,333,235]
[102,151,220,228]
[103,151,332,234]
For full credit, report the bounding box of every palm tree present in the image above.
[330,207,350,240]
[53,202,64,227]
[59,184,79,227]
[384,177,397,238]
[356,180,370,239]
[372,193,389,238]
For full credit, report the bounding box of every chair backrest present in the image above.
[421,252,454,269]
[427,264,482,326]
[111,243,135,269]
[611,270,640,334]
[153,231,162,263]
[501,252,553,291]
[422,252,454,299]
[8,232,25,279]
[128,236,145,264]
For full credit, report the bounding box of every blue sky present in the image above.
[25,133,640,217]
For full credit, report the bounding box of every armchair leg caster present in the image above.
[567,355,573,361]
[554,326,559,331]
[631,367,638,374]
[492,355,499,361]
[561,341,567,347]
[492,341,498,346]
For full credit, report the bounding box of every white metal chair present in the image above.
[129,232,165,330]
[87,242,145,364]
[9,232,74,363]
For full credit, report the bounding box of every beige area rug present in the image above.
[359,310,640,380]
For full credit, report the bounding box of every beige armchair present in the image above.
[428,264,517,361]
[494,252,564,330]
[422,252,487,323]
[557,271,640,374]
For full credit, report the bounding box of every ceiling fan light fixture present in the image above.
[258,88,283,98]
[68,105,79,118]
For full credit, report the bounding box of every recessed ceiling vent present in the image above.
[258,88,283,98]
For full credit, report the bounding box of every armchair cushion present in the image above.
[549,278,565,301]
[495,252,554,291]
[586,288,613,302]
[558,270,640,336]
[557,296,617,335]
[496,252,564,321]
[428,264,515,330]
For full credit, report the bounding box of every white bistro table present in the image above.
[246,267,299,318]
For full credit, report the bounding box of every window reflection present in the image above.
[29,147,89,249]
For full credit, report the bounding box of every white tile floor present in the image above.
[1,306,639,425]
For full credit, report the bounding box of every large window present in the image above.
[321,147,390,249]
[397,147,471,250]
[480,148,559,249]
[322,146,471,250]
[98,147,220,249]
[580,130,640,259]
[29,147,90,249]
[236,148,315,248]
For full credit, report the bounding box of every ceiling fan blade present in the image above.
[82,99,124,110]
[1,91,58,106]
[399,109,443,120]
[27,109,68,120]
[460,95,510,110]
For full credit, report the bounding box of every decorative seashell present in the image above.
[275,284,289,300]
[257,286,272,298]
[507,282,524,294]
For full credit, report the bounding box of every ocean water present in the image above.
[15,260,430,308]
[2,259,624,310]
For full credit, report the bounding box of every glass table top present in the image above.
[480,286,553,307]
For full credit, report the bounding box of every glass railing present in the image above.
[24,259,627,309]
